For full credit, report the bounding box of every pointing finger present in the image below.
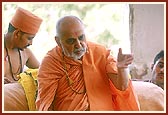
[118,48,122,55]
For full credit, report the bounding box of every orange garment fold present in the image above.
[109,80,140,110]
[82,42,139,111]
[36,41,140,111]
[36,46,88,111]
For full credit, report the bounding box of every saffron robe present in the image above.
[36,42,139,111]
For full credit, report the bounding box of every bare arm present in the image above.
[4,77,13,84]
[25,48,40,69]
[108,48,133,91]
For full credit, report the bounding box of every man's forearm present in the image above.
[108,68,129,91]
[117,68,129,91]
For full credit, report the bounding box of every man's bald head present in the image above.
[56,16,84,37]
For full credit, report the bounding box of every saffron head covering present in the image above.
[10,7,43,34]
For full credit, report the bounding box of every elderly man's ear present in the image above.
[55,36,61,47]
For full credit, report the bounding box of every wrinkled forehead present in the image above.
[61,27,84,38]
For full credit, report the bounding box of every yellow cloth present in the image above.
[18,69,38,111]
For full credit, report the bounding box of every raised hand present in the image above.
[117,48,133,68]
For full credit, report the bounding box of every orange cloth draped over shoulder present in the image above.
[36,42,140,111]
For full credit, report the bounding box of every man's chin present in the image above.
[71,54,84,60]
[64,51,85,60]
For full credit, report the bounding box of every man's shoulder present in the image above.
[87,41,106,51]
[86,41,110,60]
[43,46,62,62]
[21,48,33,56]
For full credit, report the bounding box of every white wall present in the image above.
[130,4,165,79]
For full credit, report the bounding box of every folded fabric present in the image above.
[18,69,38,111]
[4,83,29,111]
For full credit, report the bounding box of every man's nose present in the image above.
[160,67,164,72]
[29,40,33,45]
[75,39,81,48]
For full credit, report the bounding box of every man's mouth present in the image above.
[75,50,82,54]
[74,49,84,54]
[157,73,164,79]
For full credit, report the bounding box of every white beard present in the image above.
[61,44,87,60]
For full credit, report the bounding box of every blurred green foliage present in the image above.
[3,3,130,60]
[3,3,128,47]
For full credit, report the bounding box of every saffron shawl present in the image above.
[36,42,139,111]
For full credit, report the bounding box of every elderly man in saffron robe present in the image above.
[36,15,140,111]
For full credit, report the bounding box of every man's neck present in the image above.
[4,33,15,49]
